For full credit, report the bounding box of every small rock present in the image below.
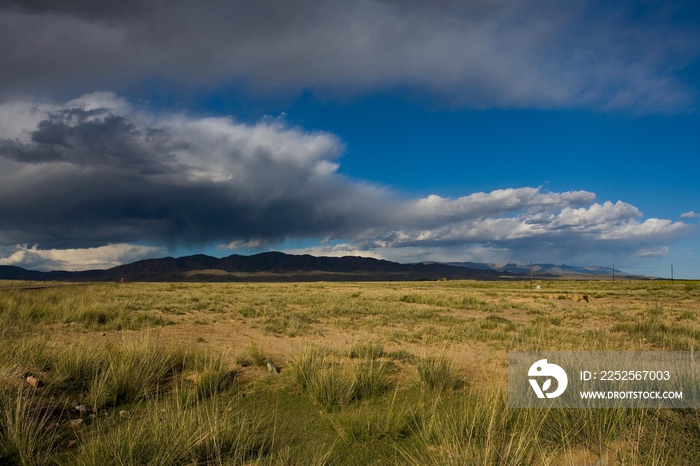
[593,457,607,466]
[26,376,43,388]
[119,410,130,418]
[227,407,234,412]
[69,419,83,428]
[73,404,90,414]
[266,361,279,375]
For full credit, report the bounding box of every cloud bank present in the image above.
[1,0,698,111]
[0,244,163,272]
[0,93,690,270]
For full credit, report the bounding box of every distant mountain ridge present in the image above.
[446,261,620,276]
[0,252,643,282]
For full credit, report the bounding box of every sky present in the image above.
[0,0,698,278]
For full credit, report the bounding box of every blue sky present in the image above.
[0,0,698,277]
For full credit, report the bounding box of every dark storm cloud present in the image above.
[3,0,154,20]
[0,107,188,174]
[0,93,391,248]
[0,0,697,110]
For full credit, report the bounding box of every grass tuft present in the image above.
[415,355,464,392]
[400,388,538,465]
[0,388,64,466]
[70,396,269,466]
[235,342,269,368]
[326,397,415,445]
[348,342,384,360]
[289,346,392,411]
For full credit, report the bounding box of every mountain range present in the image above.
[0,252,645,282]
[445,261,619,276]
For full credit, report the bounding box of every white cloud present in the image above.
[218,239,269,251]
[281,243,385,260]
[601,218,687,240]
[681,211,700,219]
[554,201,641,228]
[350,199,688,249]
[636,247,670,258]
[0,244,163,271]
[410,189,595,224]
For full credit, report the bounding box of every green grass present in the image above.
[415,355,464,392]
[325,396,415,445]
[288,346,393,412]
[0,388,64,466]
[69,395,269,466]
[235,342,270,368]
[0,285,173,331]
[349,341,385,360]
[399,389,539,465]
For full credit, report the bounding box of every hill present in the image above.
[0,252,518,282]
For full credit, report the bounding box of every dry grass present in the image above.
[1,279,699,464]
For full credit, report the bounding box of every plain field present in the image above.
[1,279,699,465]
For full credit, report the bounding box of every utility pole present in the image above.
[671,264,674,284]
[530,261,533,290]
[612,263,615,285]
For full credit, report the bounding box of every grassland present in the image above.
[1,279,699,465]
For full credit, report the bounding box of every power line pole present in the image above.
[530,261,533,290]
[671,264,674,284]
[612,263,615,286]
